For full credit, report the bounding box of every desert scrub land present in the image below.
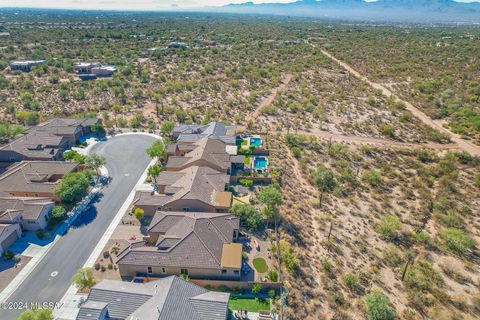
[268,134,480,320]
[249,51,450,145]
[318,26,480,144]
[0,13,317,132]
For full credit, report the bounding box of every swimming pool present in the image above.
[250,137,262,147]
[253,157,268,170]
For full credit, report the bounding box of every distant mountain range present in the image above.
[207,0,480,23]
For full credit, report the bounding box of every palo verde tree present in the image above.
[146,139,167,163]
[84,153,107,176]
[258,185,283,277]
[147,163,163,184]
[16,308,53,320]
[311,165,336,207]
[71,267,96,291]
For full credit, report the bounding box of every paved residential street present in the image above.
[0,134,156,319]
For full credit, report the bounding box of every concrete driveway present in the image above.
[0,134,156,319]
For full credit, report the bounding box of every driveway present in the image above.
[0,134,156,319]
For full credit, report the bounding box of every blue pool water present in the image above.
[254,157,268,170]
[250,137,262,147]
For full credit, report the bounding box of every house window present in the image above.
[221,269,227,275]
[161,267,166,273]
[180,268,188,275]
[182,208,190,212]
[234,270,239,275]
[147,267,153,274]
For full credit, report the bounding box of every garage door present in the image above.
[1,230,18,251]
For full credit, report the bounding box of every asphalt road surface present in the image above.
[0,134,156,319]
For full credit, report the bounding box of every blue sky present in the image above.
[0,0,479,10]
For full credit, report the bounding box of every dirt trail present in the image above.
[280,129,461,151]
[243,73,293,125]
[320,49,480,157]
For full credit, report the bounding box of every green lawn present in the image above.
[253,257,268,273]
[229,297,270,312]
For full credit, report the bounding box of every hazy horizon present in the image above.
[1,0,479,11]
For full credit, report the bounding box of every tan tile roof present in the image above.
[117,211,240,270]
[165,138,232,172]
[220,243,243,269]
[134,166,231,210]
[0,161,79,194]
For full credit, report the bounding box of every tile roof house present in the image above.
[33,118,100,145]
[0,196,54,231]
[133,166,232,216]
[0,131,69,163]
[0,223,21,255]
[0,118,99,163]
[0,161,80,200]
[76,275,229,320]
[116,211,241,280]
[172,122,236,145]
[165,137,243,173]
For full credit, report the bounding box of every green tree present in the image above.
[146,140,167,162]
[311,166,336,207]
[364,291,397,320]
[54,172,90,204]
[252,283,262,295]
[147,163,163,184]
[0,123,26,140]
[49,205,66,226]
[258,186,283,276]
[71,268,95,291]
[84,154,106,175]
[231,203,264,231]
[16,308,53,320]
[63,150,86,163]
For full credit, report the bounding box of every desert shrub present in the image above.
[279,240,299,274]
[383,245,403,267]
[365,291,397,320]
[379,123,395,137]
[376,215,402,241]
[268,269,279,282]
[239,178,254,188]
[439,228,475,255]
[2,250,15,261]
[342,272,361,293]
[133,208,145,221]
[291,146,301,159]
[404,260,444,292]
[362,170,383,187]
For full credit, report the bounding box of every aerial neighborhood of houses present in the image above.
[78,122,277,320]
[0,118,100,255]
[0,116,278,319]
